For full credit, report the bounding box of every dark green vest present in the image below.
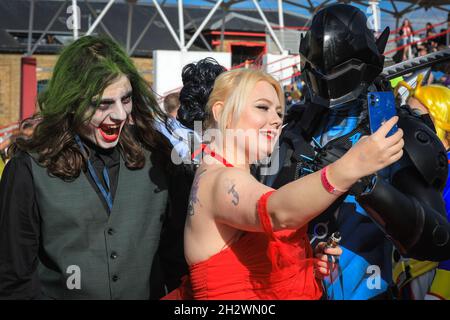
[30,151,168,299]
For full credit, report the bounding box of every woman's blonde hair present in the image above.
[205,68,285,133]
[395,74,450,145]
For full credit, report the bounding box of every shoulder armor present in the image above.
[398,105,448,190]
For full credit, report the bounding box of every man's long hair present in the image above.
[12,36,168,180]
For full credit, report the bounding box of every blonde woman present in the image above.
[165,65,403,300]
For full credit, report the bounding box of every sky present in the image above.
[132,0,449,30]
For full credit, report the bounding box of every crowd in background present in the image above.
[392,20,450,88]
[394,19,448,62]
[282,65,305,112]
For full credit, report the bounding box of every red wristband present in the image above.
[320,166,348,196]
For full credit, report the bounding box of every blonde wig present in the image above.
[395,74,450,145]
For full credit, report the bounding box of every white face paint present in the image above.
[79,75,133,149]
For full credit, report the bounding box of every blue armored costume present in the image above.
[263,4,450,300]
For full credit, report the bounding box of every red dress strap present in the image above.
[191,143,234,167]
[257,190,276,240]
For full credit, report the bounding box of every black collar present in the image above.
[79,137,120,167]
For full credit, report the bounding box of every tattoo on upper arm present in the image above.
[225,179,239,206]
[188,169,207,216]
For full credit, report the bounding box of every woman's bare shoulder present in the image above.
[190,164,260,216]
[195,164,254,185]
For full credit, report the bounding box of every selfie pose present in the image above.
[164,62,404,300]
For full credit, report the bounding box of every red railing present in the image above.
[384,28,450,56]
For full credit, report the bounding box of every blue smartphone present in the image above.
[367,91,398,137]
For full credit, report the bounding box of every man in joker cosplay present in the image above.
[0,36,189,299]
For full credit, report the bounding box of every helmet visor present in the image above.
[305,59,373,100]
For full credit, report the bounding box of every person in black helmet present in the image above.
[262,3,450,300]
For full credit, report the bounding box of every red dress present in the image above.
[163,190,323,300]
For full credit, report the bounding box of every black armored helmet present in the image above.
[299,3,390,108]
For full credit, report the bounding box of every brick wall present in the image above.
[0,55,21,127]
[0,53,154,127]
